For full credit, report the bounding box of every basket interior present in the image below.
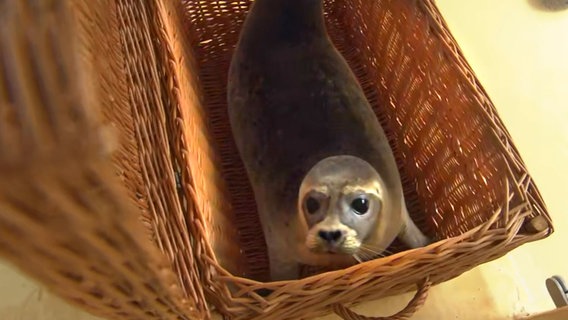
[168,0,545,282]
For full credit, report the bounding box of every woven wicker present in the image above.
[0,0,553,319]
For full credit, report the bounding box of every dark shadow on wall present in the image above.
[528,0,568,11]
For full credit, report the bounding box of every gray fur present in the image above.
[228,0,430,281]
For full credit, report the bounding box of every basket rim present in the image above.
[203,176,550,287]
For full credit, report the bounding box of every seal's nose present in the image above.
[318,230,343,244]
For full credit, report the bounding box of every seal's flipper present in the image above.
[261,215,301,281]
[398,197,431,248]
[269,253,299,281]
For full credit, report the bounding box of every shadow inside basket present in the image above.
[175,0,551,293]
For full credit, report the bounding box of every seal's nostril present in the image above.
[318,230,343,243]
[318,230,330,241]
[330,230,342,241]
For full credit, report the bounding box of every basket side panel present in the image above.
[0,0,201,319]
[330,0,503,239]
[67,0,153,236]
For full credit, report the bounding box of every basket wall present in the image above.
[0,0,212,319]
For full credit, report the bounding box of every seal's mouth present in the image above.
[324,247,338,254]
[310,242,358,255]
[305,226,361,256]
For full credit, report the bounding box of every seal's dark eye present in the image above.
[351,197,369,215]
[305,197,320,214]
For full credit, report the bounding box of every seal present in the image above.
[227,0,430,281]
[298,156,430,263]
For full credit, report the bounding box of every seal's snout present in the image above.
[318,229,344,244]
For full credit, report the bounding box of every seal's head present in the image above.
[298,155,394,262]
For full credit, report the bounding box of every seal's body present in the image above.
[228,0,429,281]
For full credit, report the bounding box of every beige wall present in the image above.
[521,306,568,320]
[0,260,102,320]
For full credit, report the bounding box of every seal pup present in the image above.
[227,0,430,281]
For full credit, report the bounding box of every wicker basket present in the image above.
[0,0,554,319]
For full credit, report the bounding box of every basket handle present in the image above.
[332,277,431,320]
